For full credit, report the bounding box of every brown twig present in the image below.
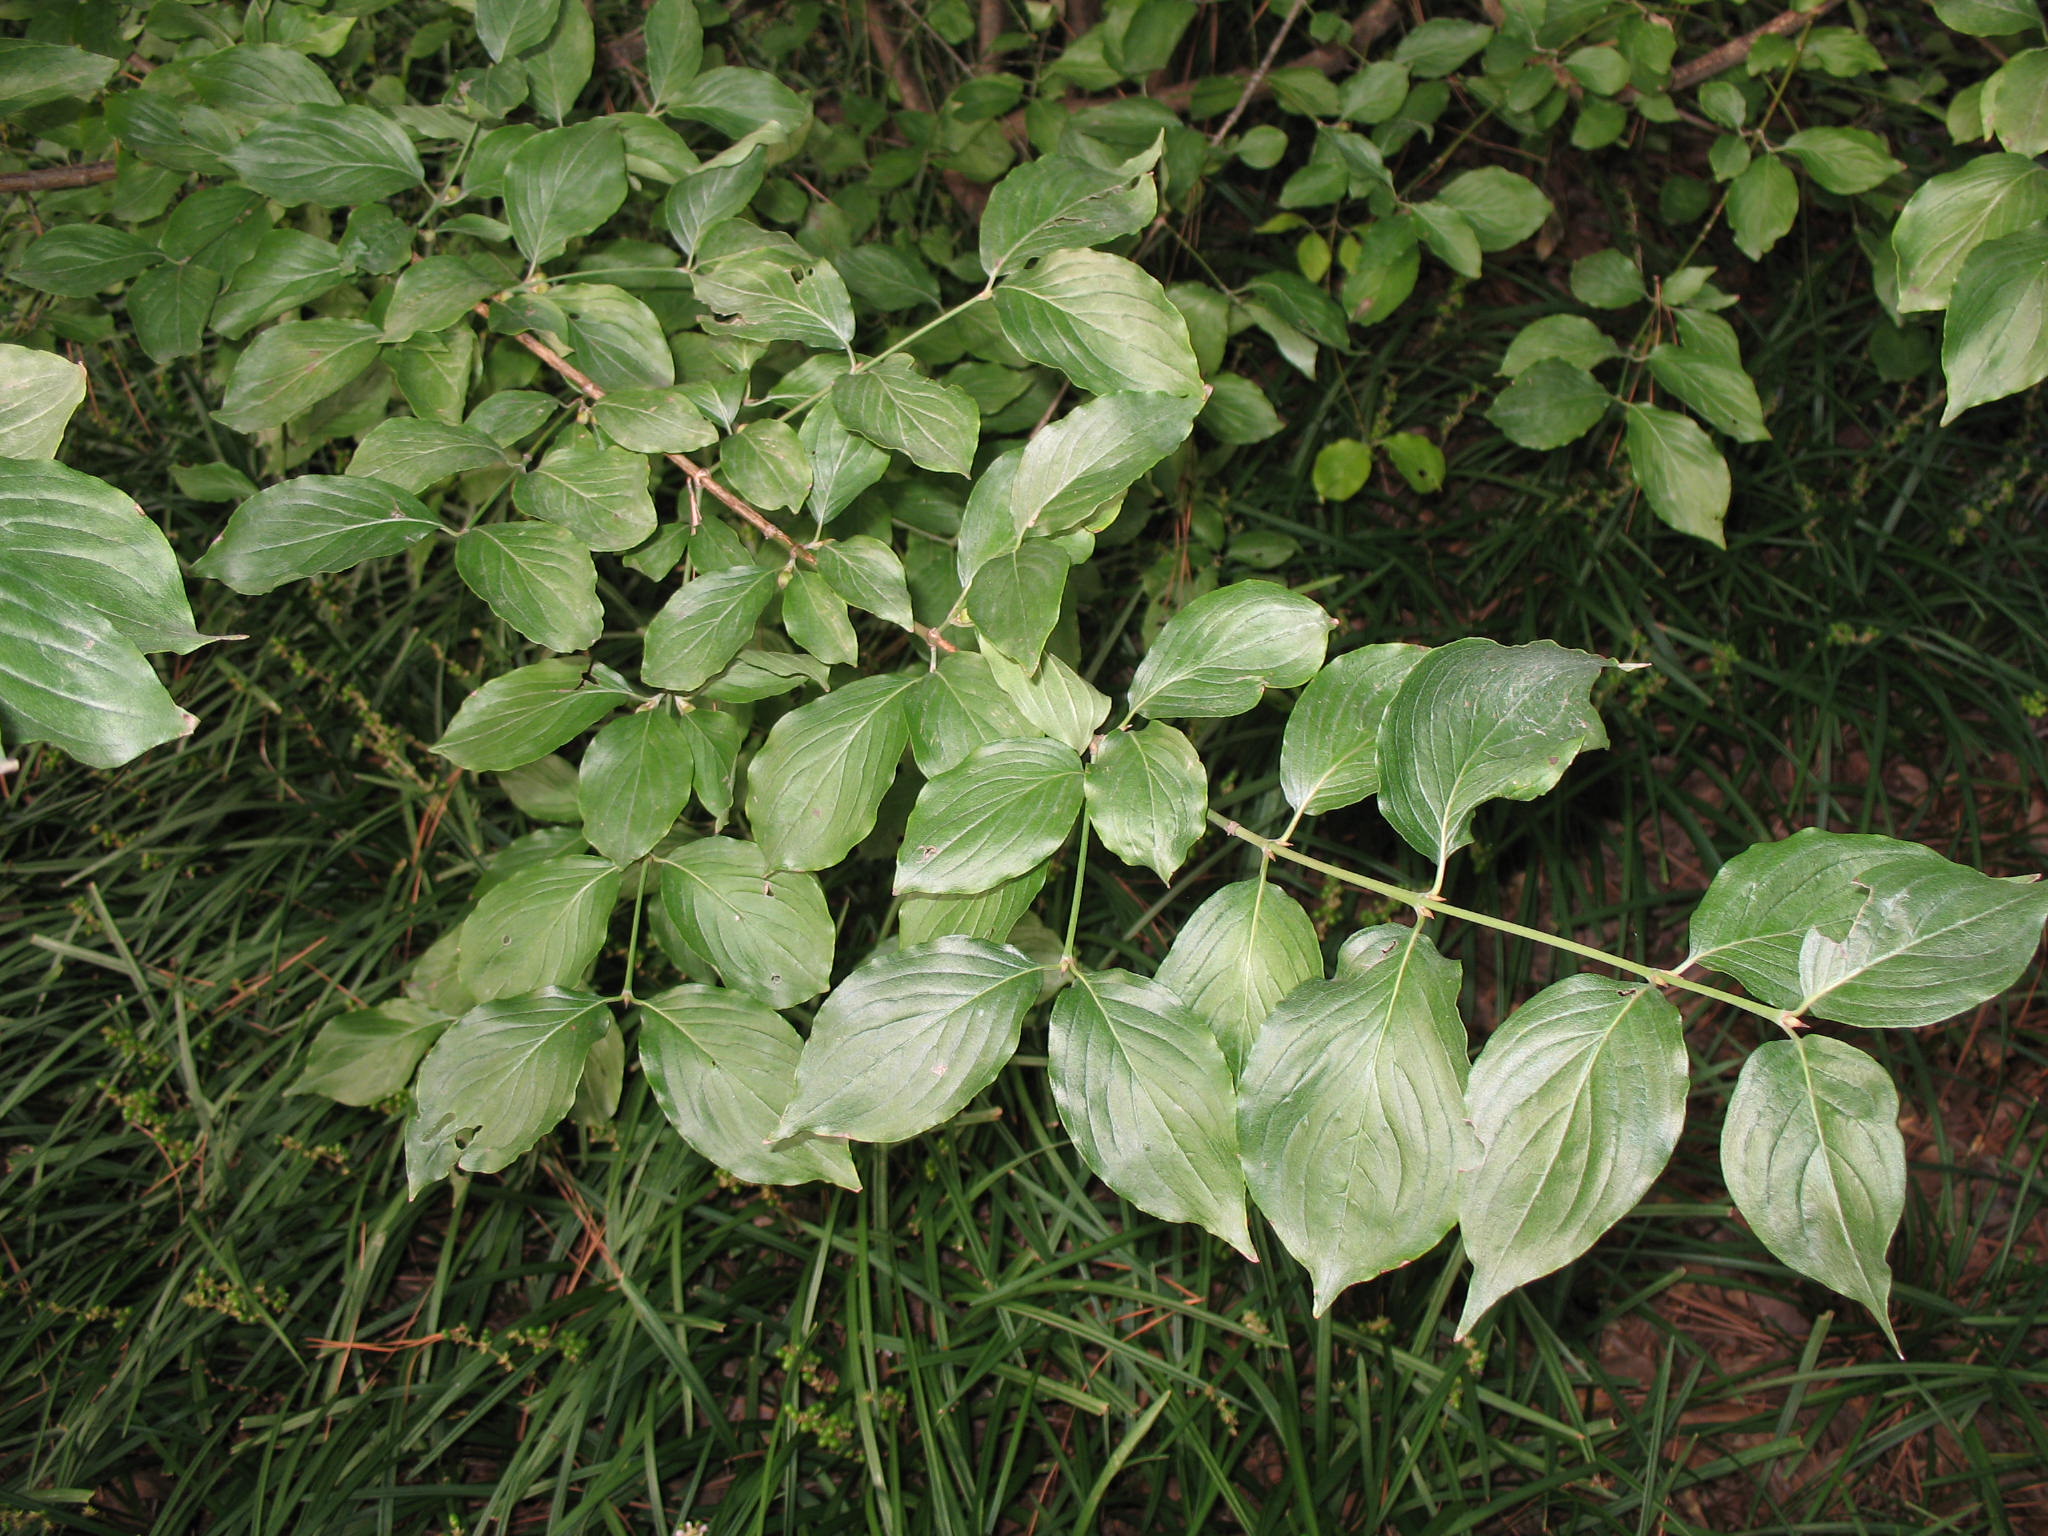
[477,303,958,652]
[1210,0,1312,145]
[978,0,1008,66]
[0,160,117,194]
[1670,0,1842,91]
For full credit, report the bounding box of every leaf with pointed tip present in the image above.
[782,569,857,666]
[8,226,162,298]
[128,261,220,364]
[215,319,382,433]
[455,523,603,654]
[746,672,918,871]
[1155,879,1323,1075]
[1007,391,1200,539]
[380,256,501,342]
[908,652,1037,776]
[642,567,778,693]
[896,738,1084,895]
[193,475,438,596]
[815,535,914,629]
[661,145,766,256]
[1240,927,1468,1313]
[504,119,629,264]
[659,837,833,1008]
[592,387,721,454]
[1892,153,2048,313]
[577,709,693,864]
[1456,975,1686,1335]
[1687,829,1953,1009]
[1940,228,2048,424]
[979,145,1159,276]
[1279,643,1427,815]
[1050,968,1253,1257]
[433,657,638,771]
[478,0,559,60]
[0,345,86,458]
[457,855,620,1001]
[779,937,1039,1142]
[404,988,610,1194]
[1646,342,1770,443]
[350,420,510,495]
[636,985,858,1187]
[289,1001,449,1106]
[800,401,891,522]
[1378,638,1608,871]
[834,360,979,477]
[693,253,855,351]
[983,648,1110,753]
[995,249,1202,398]
[513,440,656,553]
[1127,580,1332,721]
[1722,1036,1905,1349]
[226,104,424,207]
[1085,723,1206,883]
[1622,402,1729,547]
[967,540,1070,666]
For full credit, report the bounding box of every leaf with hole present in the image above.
[659,837,834,1008]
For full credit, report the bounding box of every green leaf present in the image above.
[226,104,423,207]
[350,419,509,495]
[127,262,219,364]
[187,44,342,118]
[458,855,620,1002]
[1199,373,1285,444]
[1085,722,1206,882]
[908,652,1037,775]
[645,0,705,111]
[404,988,610,1193]
[1126,579,1332,721]
[659,837,834,1008]
[378,257,499,343]
[1568,249,1645,309]
[1047,965,1255,1256]
[1722,1037,1904,1348]
[499,755,582,823]
[555,284,675,392]
[1985,49,2048,156]
[0,344,86,458]
[513,439,656,552]
[1726,153,1798,260]
[1893,154,2048,312]
[214,319,383,434]
[577,708,693,864]
[505,121,629,265]
[1378,637,1608,870]
[432,657,636,771]
[1279,643,1427,816]
[1564,44,1631,95]
[1646,342,1771,443]
[1779,127,1904,195]
[1940,228,2048,423]
[523,0,595,123]
[779,937,1039,1142]
[455,523,602,654]
[994,249,1203,398]
[694,253,856,351]
[1381,432,1446,493]
[799,402,892,523]
[1312,438,1372,501]
[192,475,436,595]
[0,462,207,767]
[979,144,1159,276]
[592,387,721,454]
[668,66,809,140]
[478,0,559,61]
[677,706,742,822]
[1395,17,1494,75]
[1501,315,1620,378]
[1456,975,1686,1335]
[661,147,765,257]
[1623,402,1729,546]
[782,569,857,666]
[719,419,811,511]
[1008,391,1199,540]
[1487,359,1611,450]
[642,567,779,693]
[896,738,1085,895]
[636,985,858,1187]
[0,39,117,117]
[289,1001,449,1106]
[816,535,914,629]
[1154,878,1323,1074]
[1240,927,1468,1314]
[8,226,163,297]
[747,672,919,871]
[1411,202,1482,278]
[898,860,1051,945]
[1933,0,2042,34]
[967,541,1070,666]
[1430,167,1553,252]
[982,649,1110,755]
[834,359,980,477]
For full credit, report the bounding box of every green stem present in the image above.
[1207,811,1790,1026]
[1063,812,1093,965]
